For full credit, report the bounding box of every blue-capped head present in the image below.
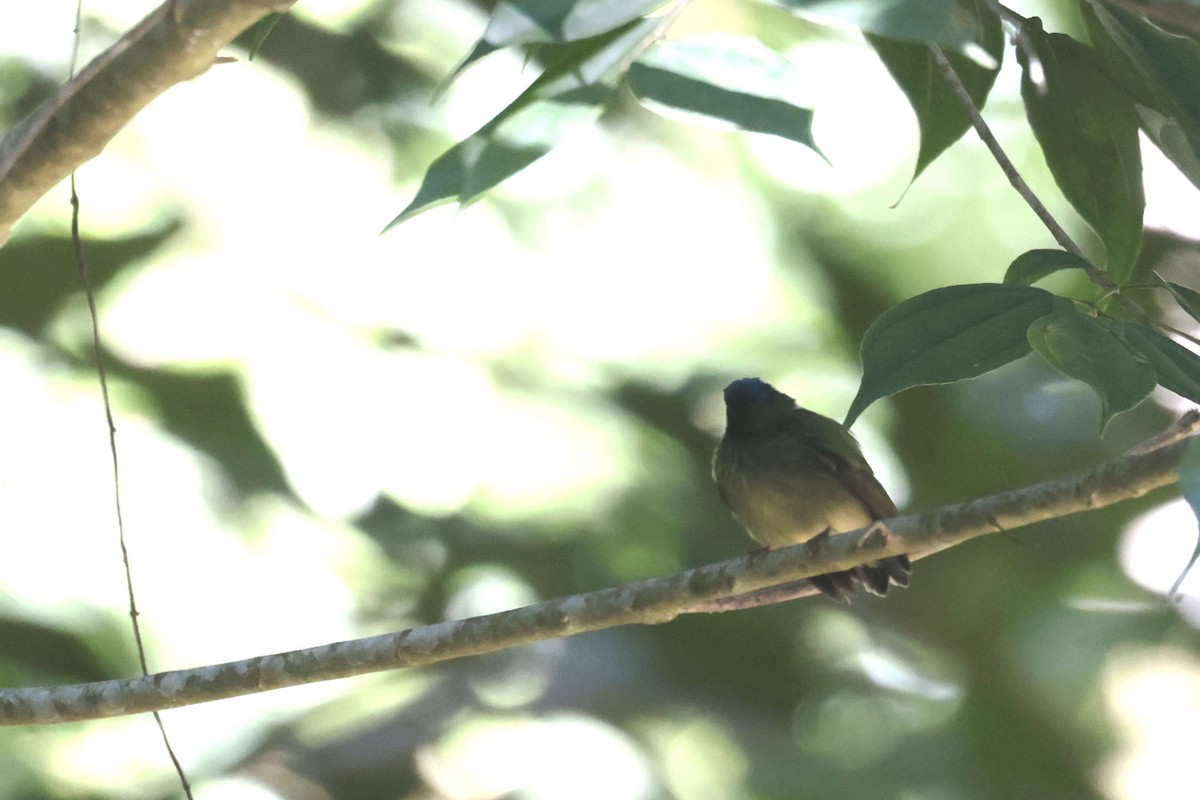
[722,378,796,436]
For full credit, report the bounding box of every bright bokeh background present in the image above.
[2,1,1199,798]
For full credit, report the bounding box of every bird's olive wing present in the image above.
[796,409,899,519]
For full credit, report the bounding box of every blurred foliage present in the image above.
[0,1,1199,799]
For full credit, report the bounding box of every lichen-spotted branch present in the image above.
[1,413,1194,726]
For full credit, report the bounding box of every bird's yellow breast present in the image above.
[714,448,873,549]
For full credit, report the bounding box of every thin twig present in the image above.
[929,39,1161,329]
[929,43,1087,261]
[68,3,192,796]
[1126,409,1200,455]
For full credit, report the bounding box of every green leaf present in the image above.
[1171,439,1200,599]
[867,0,1003,183]
[1109,320,1200,405]
[844,283,1073,426]
[1155,273,1200,325]
[1016,21,1144,283]
[1081,0,1200,191]
[238,12,285,60]
[627,36,817,149]
[1078,1,1200,118]
[761,0,975,46]
[1082,8,1200,126]
[1137,107,1200,192]
[385,19,658,230]
[446,0,668,86]
[1027,310,1155,433]
[1002,249,1093,286]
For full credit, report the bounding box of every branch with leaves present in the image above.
[4,1,1199,434]
[370,0,1200,437]
[1,412,1195,726]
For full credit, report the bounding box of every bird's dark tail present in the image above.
[808,570,860,604]
[807,556,911,603]
[855,555,912,597]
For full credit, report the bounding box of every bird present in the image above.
[712,377,910,603]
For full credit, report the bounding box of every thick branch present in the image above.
[1,415,1195,726]
[0,0,295,244]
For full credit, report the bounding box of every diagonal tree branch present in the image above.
[0,0,296,245]
[1,412,1196,726]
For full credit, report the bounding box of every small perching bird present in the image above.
[712,378,911,603]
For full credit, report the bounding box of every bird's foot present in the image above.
[804,527,833,557]
[858,519,894,550]
[854,521,912,595]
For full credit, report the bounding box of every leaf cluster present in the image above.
[381,0,1200,435]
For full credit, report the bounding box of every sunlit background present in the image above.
[2,0,1199,798]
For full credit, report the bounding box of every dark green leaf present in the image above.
[1109,320,1200,405]
[1081,8,1200,125]
[868,0,1003,183]
[1172,440,1200,599]
[761,0,974,46]
[627,36,817,149]
[385,19,658,230]
[1003,249,1093,286]
[1138,107,1200,191]
[446,0,668,86]
[1027,310,1155,433]
[844,283,1073,426]
[1155,273,1200,325]
[1017,21,1144,283]
[238,12,285,60]
[1081,0,1200,191]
